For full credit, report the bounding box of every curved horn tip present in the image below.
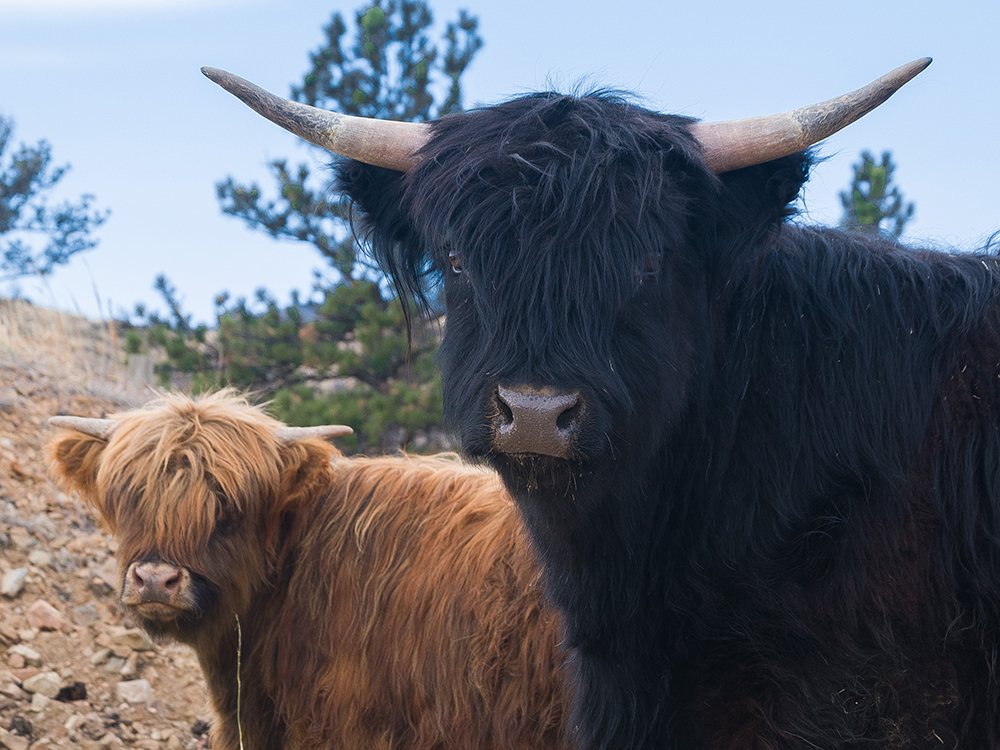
[275,425,354,444]
[886,57,932,87]
[200,67,250,96]
[201,67,240,89]
[49,416,117,440]
[692,57,933,174]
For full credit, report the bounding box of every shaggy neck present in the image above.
[193,615,286,750]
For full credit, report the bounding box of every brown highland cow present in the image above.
[48,391,570,750]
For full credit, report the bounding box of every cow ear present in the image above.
[713,151,812,240]
[47,431,108,503]
[276,438,338,517]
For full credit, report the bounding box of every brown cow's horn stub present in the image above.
[49,416,117,440]
[690,57,931,174]
[201,67,430,171]
[275,425,354,444]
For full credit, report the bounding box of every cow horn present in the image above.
[690,58,931,174]
[275,425,354,443]
[202,67,430,172]
[49,416,117,440]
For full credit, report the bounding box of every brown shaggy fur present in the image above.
[48,391,571,750]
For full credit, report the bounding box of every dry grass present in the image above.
[0,298,144,402]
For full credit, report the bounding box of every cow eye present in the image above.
[448,248,463,274]
[214,505,236,535]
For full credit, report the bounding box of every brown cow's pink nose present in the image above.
[127,562,185,605]
[494,385,583,458]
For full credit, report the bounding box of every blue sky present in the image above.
[2,0,997,323]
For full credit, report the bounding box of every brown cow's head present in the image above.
[48,390,349,644]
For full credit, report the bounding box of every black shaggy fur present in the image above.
[338,91,1000,749]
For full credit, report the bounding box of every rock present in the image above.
[28,513,57,539]
[8,669,39,683]
[89,649,110,666]
[1,568,26,598]
[28,691,49,712]
[71,602,100,626]
[25,600,63,631]
[110,645,132,659]
[6,715,31,737]
[90,578,115,598]
[117,679,154,704]
[166,735,184,750]
[64,713,86,731]
[92,558,119,591]
[103,657,126,673]
[0,728,29,750]
[15,630,33,642]
[0,683,25,700]
[7,645,41,667]
[44,720,69,742]
[55,681,87,702]
[27,549,52,568]
[120,652,139,680]
[135,741,161,750]
[57,546,79,571]
[6,654,24,670]
[110,629,155,652]
[77,716,106,740]
[8,528,33,550]
[316,376,362,394]
[21,671,60,698]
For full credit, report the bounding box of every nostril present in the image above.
[496,393,514,426]
[162,570,181,590]
[556,399,581,432]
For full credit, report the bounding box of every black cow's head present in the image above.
[202,61,928,528]
[340,95,736,508]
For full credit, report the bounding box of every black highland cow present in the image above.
[205,60,1000,749]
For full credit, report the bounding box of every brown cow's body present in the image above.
[49,392,570,750]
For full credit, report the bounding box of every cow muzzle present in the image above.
[493,385,584,459]
[121,561,192,621]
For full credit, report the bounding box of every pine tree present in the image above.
[134,2,482,453]
[839,150,914,239]
[0,115,108,280]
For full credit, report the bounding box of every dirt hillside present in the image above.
[0,300,212,750]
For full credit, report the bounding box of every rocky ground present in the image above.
[0,301,212,750]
